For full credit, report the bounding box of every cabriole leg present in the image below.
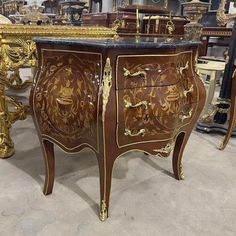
[42,139,55,195]
[98,154,114,221]
[172,132,190,180]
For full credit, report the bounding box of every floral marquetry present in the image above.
[32,50,102,152]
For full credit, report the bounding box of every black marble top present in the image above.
[34,37,200,49]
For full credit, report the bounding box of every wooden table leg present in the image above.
[219,69,236,150]
[42,140,55,195]
[98,152,114,222]
[172,131,192,180]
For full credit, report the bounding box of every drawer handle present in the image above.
[123,68,147,80]
[124,100,149,109]
[124,128,145,137]
[56,97,73,105]
[179,108,193,123]
[183,85,194,97]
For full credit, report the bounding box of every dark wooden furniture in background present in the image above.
[199,27,233,56]
[117,4,169,14]
[82,5,187,36]
[82,12,137,33]
[142,15,189,35]
[30,37,206,221]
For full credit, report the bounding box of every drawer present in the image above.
[117,82,197,124]
[116,51,193,90]
[116,103,197,148]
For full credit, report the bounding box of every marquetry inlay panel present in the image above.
[33,49,102,151]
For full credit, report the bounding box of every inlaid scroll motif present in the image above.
[159,85,182,115]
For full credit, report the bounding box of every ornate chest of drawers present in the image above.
[30,37,206,221]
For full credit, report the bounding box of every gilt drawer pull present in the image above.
[179,108,193,122]
[124,100,149,109]
[183,85,194,97]
[124,128,145,137]
[123,68,147,80]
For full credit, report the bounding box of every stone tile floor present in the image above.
[1,69,236,235]
[0,115,235,236]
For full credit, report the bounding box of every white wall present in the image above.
[102,0,113,12]
[101,0,144,12]
[226,2,236,28]
[133,0,144,3]
[229,2,236,13]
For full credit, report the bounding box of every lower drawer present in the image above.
[117,82,197,124]
[116,103,197,148]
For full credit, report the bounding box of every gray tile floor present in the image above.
[0,115,235,236]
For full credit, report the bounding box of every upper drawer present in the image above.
[116,51,194,90]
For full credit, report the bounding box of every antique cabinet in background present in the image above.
[82,12,137,33]
[30,37,206,221]
[142,15,189,35]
